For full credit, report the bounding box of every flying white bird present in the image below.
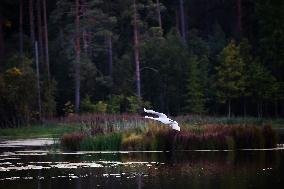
[144,108,180,131]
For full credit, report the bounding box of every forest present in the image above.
[0,0,284,127]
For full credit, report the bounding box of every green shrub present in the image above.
[81,95,96,113]
[107,95,123,113]
[94,101,108,113]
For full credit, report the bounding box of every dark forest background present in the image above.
[0,0,284,127]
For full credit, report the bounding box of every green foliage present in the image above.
[81,96,108,113]
[81,95,96,113]
[216,40,245,116]
[63,101,74,115]
[247,61,277,100]
[1,0,284,124]
[216,40,245,101]
[0,56,37,126]
[94,101,108,113]
[42,79,57,118]
[126,96,151,113]
[185,54,206,114]
[107,95,123,113]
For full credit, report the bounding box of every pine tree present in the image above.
[185,54,206,114]
[216,40,245,117]
[247,61,277,118]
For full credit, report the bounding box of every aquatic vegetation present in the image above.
[80,132,122,151]
[60,123,278,151]
[61,132,85,150]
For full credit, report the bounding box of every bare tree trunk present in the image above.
[74,0,81,113]
[19,0,24,65]
[29,0,35,55]
[175,9,179,33]
[156,0,162,29]
[257,100,263,118]
[82,30,88,55]
[274,100,278,117]
[43,0,50,80]
[35,41,42,121]
[179,0,186,43]
[133,0,141,101]
[0,14,3,59]
[107,34,113,78]
[243,98,247,117]
[236,0,242,39]
[0,13,3,60]
[36,0,44,63]
[228,99,231,118]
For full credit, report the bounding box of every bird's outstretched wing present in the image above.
[144,108,167,118]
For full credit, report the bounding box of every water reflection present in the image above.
[0,146,284,189]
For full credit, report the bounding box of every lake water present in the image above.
[0,139,284,189]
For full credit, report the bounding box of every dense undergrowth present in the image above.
[61,122,278,151]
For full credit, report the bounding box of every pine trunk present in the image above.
[35,41,42,121]
[74,0,81,113]
[156,0,162,29]
[19,0,24,65]
[175,9,179,33]
[29,0,35,56]
[236,0,242,39]
[257,100,263,118]
[274,100,278,117]
[43,0,50,80]
[107,34,113,77]
[179,0,186,43]
[228,99,231,118]
[0,14,3,59]
[36,0,44,63]
[243,98,247,117]
[82,30,88,55]
[133,0,141,101]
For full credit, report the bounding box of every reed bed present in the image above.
[60,122,278,151]
[48,113,148,133]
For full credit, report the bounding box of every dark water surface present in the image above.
[0,140,284,189]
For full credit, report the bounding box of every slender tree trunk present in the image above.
[82,30,88,55]
[0,14,3,59]
[243,98,247,117]
[274,100,278,117]
[29,0,35,55]
[59,28,64,48]
[228,99,231,118]
[107,34,113,77]
[179,0,186,43]
[35,41,42,121]
[42,0,50,80]
[74,0,81,113]
[19,0,24,65]
[156,0,162,29]
[133,0,141,101]
[236,0,242,39]
[175,9,180,34]
[36,0,44,63]
[257,100,263,118]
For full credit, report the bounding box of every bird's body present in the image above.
[144,108,180,131]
